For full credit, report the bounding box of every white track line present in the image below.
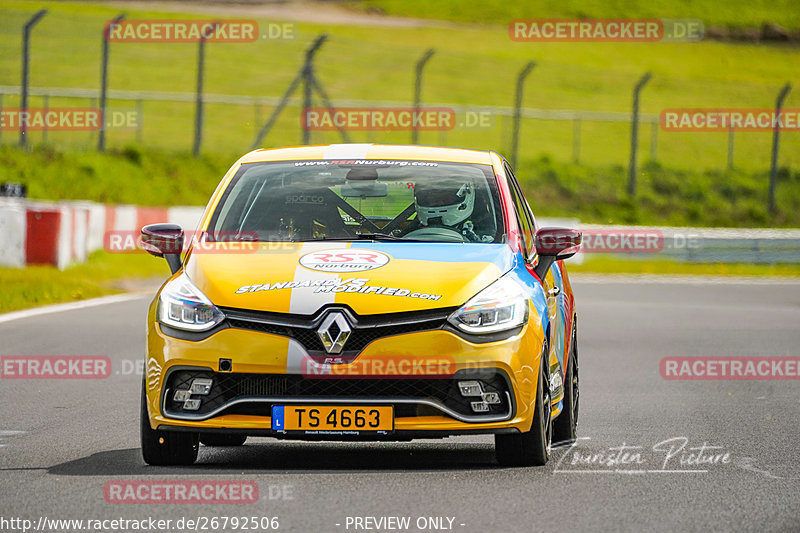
[572,273,800,285]
[0,293,148,325]
[0,430,26,449]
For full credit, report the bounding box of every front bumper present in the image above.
[145,303,547,438]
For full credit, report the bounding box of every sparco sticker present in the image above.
[299,249,390,272]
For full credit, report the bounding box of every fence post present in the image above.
[411,49,435,145]
[302,53,313,145]
[769,82,791,215]
[88,98,97,142]
[19,9,47,149]
[251,34,326,150]
[627,71,651,196]
[307,71,351,143]
[98,14,125,152]
[41,94,48,145]
[0,94,3,142]
[193,22,218,157]
[302,34,328,145]
[511,61,535,170]
[727,126,735,170]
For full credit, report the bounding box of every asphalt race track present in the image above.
[1,277,799,532]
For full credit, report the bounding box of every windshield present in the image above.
[207,160,504,243]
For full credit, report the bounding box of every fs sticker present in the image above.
[299,249,389,273]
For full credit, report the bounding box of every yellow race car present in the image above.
[140,144,581,466]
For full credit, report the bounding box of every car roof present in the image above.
[238,143,500,166]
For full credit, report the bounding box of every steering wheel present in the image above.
[403,226,465,242]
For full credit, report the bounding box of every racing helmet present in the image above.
[414,179,475,227]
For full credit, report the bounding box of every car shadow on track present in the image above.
[47,441,505,475]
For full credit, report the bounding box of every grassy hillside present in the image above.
[0,1,798,174]
[0,145,229,205]
[2,144,799,227]
[352,0,800,30]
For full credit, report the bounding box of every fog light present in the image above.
[173,389,192,402]
[183,399,201,411]
[190,378,213,395]
[471,401,490,412]
[483,392,501,404]
[458,380,483,397]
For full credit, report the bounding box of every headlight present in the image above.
[157,273,224,332]
[448,277,529,334]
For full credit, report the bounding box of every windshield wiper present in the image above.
[353,232,403,241]
[352,232,426,242]
[292,233,423,243]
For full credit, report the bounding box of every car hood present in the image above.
[184,242,515,315]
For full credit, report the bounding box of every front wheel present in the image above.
[140,378,199,466]
[553,322,579,445]
[495,350,552,467]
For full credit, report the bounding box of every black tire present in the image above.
[495,350,552,467]
[140,378,199,466]
[553,322,579,445]
[200,434,247,447]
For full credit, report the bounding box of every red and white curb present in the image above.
[0,199,203,269]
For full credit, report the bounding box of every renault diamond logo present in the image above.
[317,312,352,354]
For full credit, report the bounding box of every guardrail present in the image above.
[562,222,800,264]
[1,202,797,269]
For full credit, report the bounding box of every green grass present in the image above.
[518,157,800,227]
[0,250,168,313]
[3,144,800,227]
[571,255,800,276]
[0,144,229,205]
[0,1,798,173]
[352,0,800,30]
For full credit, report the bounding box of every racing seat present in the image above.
[239,188,352,240]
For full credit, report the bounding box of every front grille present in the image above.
[222,306,455,357]
[163,369,511,421]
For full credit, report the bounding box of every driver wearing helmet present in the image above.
[411,179,493,242]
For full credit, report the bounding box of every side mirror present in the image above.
[141,223,184,274]
[533,227,582,280]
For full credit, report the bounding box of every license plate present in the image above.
[271,405,393,433]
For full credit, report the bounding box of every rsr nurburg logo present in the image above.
[299,249,390,272]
